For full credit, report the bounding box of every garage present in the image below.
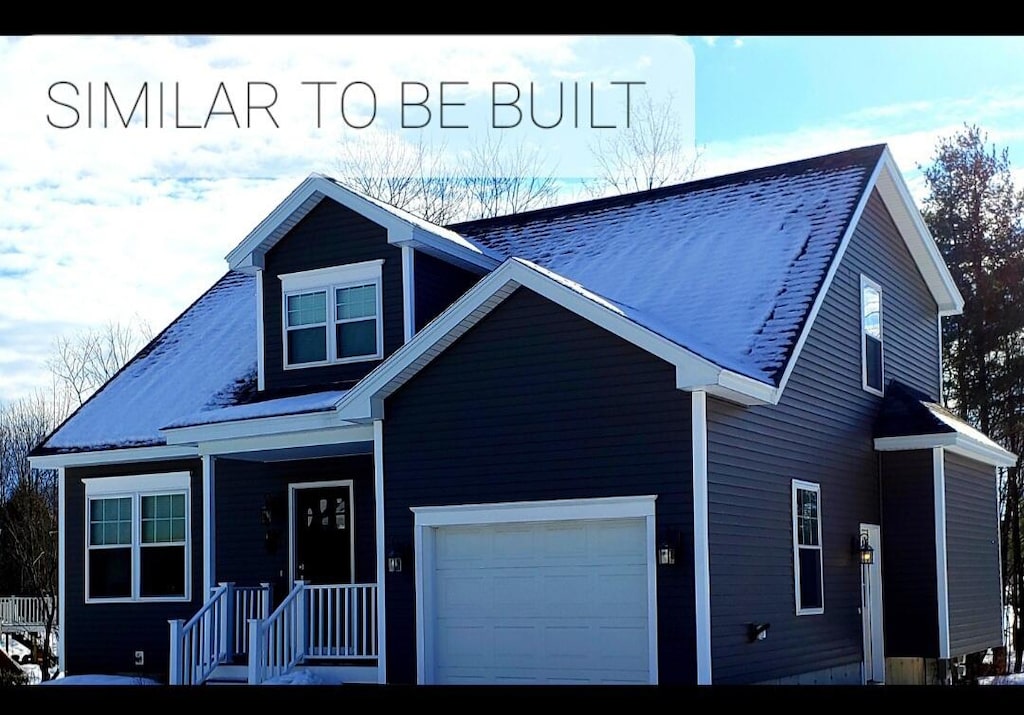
[413,497,658,684]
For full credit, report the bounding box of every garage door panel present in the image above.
[429,517,652,684]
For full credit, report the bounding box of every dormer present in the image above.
[225,174,495,393]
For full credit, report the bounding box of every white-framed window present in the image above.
[792,479,824,615]
[861,275,883,395]
[84,472,191,603]
[280,260,384,368]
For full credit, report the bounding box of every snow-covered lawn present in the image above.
[39,674,160,685]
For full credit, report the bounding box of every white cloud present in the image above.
[0,35,694,402]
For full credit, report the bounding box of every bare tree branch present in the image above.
[585,91,703,196]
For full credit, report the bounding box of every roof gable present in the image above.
[224,174,499,274]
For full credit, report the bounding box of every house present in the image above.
[28,144,1017,686]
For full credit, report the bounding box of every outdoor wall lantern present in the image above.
[260,495,280,553]
[748,622,771,643]
[657,542,676,566]
[858,531,875,565]
[387,547,403,574]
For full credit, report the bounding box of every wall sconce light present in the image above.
[857,532,874,566]
[387,547,403,574]
[260,499,272,530]
[657,542,676,566]
[748,622,771,643]
[260,495,279,553]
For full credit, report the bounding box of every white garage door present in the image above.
[428,517,652,684]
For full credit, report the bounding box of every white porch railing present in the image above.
[169,583,271,685]
[0,596,52,630]
[304,584,378,660]
[248,581,306,685]
[247,582,379,684]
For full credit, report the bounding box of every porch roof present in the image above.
[164,389,349,429]
[873,381,1017,467]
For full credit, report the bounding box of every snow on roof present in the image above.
[165,389,348,429]
[36,271,257,453]
[451,145,884,383]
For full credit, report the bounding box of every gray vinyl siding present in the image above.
[944,452,1002,656]
[263,199,403,392]
[880,450,939,657]
[382,287,694,684]
[849,191,941,398]
[705,189,940,683]
[413,249,481,332]
[64,459,203,682]
[213,454,376,601]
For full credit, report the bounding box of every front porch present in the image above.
[170,439,382,685]
[169,580,379,685]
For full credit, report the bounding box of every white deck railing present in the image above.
[169,583,270,685]
[247,582,379,684]
[0,596,52,629]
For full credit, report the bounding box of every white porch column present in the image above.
[202,454,216,598]
[692,390,712,684]
[373,419,387,683]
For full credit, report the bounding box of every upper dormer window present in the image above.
[861,275,883,394]
[281,260,384,368]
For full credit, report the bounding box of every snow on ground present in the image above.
[39,673,159,685]
[262,669,345,685]
[979,673,1024,685]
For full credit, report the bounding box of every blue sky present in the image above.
[1,35,1022,403]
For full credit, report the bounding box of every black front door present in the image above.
[293,484,353,585]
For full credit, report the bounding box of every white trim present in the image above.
[193,424,373,458]
[996,464,1006,646]
[792,479,825,616]
[373,420,387,684]
[224,174,497,274]
[402,246,415,343]
[281,261,384,369]
[412,495,658,685]
[859,522,885,684]
[83,472,192,604]
[411,494,658,526]
[288,480,356,585]
[279,260,384,292]
[202,455,215,598]
[860,274,884,396]
[874,149,963,315]
[934,447,951,658]
[29,445,198,470]
[414,513,432,684]
[937,313,944,404]
[164,411,355,446]
[57,466,66,675]
[873,433,1017,468]
[691,390,712,685]
[256,268,266,392]
[84,472,191,495]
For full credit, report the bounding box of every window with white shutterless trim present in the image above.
[280,260,384,368]
[792,479,824,615]
[84,472,191,603]
[861,275,884,395]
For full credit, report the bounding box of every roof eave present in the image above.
[28,444,199,470]
[874,433,1017,468]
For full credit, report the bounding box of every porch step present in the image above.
[206,664,247,685]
